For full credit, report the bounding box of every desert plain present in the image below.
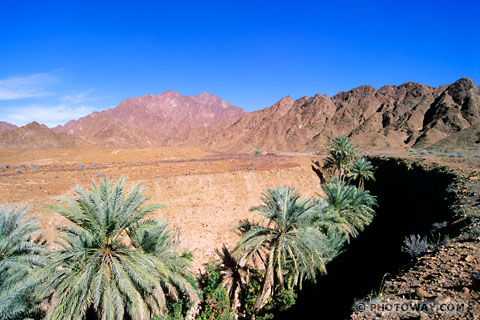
[0,147,325,269]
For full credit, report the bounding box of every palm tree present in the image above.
[129,218,199,311]
[37,177,198,320]
[233,187,331,313]
[323,135,357,181]
[347,157,375,189]
[318,179,377,241]
[215,245,252,310]
[0,205,46,320]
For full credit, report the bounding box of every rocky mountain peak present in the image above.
[52,90,246,146]
[0,121,18,131]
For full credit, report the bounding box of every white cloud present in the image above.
[61,89,98,104]
[1,104,95,127]
[0,72,59,100]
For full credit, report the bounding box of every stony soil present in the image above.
[1,146,479,315]
[351,159,480,320]
[0,147,321,270]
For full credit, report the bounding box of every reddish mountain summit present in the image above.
[0,121,18,131]
[200,78,480,152]
[1,79,478,150]
[0,122,90,148]
[54,91,246,146]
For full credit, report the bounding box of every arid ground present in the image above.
[0,147,324,270]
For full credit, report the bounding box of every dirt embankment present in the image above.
[0,147,322,270]
[148,165,320,269]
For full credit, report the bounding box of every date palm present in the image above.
[319,179,377,241]
[215,245,251,310]
[233,187,330,313]
[323,135,357,181]
[0,205,46,320]
[347,157,375,189]
[37,177,198,320]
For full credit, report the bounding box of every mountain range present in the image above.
[1,78,478,151]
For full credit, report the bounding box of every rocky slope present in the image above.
[0,121,17,131]
[0,122,91,148]
[1,78,478,150]
[350,160,480,320]
[53,91,246,146]
[200,78,479,152]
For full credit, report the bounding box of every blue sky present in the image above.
[0,0,479,127]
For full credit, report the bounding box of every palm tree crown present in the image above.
[215,244,253,311]
[323,135,358,181]
[233,187,332,312]
[37,177,198,320]
[347,157,375,189]
[317,179,377,241]
[0,205,45,320]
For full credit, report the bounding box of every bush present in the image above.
[269,288,297,312]
[255,288,297,319]
[401,234,429,258]
[196,262,235,320]
[254,150,262,155]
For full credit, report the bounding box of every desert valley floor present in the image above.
[0,147,332,269]
[2,147,479,271]
[2,146,480,319]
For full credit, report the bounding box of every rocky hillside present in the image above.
[200,78,479,152]
[53,91,246,146]
[1,78,478,150]
[0,122,91,148]
[0,121,17,131]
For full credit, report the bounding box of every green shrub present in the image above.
[196,261,235,320]
[269,288,297,312]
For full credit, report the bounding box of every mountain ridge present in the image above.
[196,77,479,152]
[0,121,18,131]
[1,79,478,151]
[53,90,246,146]
[0,122,91,148]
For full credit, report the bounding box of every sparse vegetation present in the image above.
[401,234,429,258]
[196,261,235,320]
